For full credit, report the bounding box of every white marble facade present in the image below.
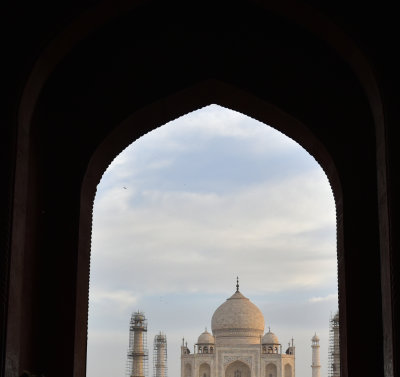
[181,285,295,377]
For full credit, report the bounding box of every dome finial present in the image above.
[236,276,239,292]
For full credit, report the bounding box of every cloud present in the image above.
[87,331,127,377]
[309,293,338,303]
[97,105,325,197]
[91,170,336,297]
[90,289,138,307]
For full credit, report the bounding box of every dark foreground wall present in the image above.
[1,1,399,377]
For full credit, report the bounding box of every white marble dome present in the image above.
[211,290,265,342]
[312,333,320,342]
[197,329,215,344]
[262,330,279,344]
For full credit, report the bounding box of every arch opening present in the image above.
[87,103,338,377]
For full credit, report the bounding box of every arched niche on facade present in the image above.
[199,363,211,377]
[185,363,192,377]
[284,364,292,377]
[266,363,277,377]
[225,361,251,377]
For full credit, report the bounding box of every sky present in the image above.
[87,104,338,377]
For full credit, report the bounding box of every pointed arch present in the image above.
[266,362,277,377]
[199,363,211,377]
[284,363,292,377]
[185,363,192,377]
[6,2,390,377]
[225,360,251,377]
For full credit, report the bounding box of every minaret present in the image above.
[127,311,148,377]
[311,333,321,377]
[153,332,167,377]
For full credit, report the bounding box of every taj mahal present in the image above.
[180,280,296,377]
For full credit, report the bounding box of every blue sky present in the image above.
[87,104,338,377]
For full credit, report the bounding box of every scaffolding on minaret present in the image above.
[126,311,149,377]
[153,332,167,377]
[328,310,340,377]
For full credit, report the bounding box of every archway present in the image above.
[225,361,251,377]
[266,362,277,377]
[6,2,389,377]
[87,104,337,377]
[199,363,211,377]
[284,363,292,377]
[185,363,192,377]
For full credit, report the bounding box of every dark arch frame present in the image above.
[5,1,394,377]
[79,81,342,374]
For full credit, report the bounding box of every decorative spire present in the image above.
[236,276,239,292]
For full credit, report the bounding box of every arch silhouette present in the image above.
[80,82,341,375]
[6,2,392,377]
